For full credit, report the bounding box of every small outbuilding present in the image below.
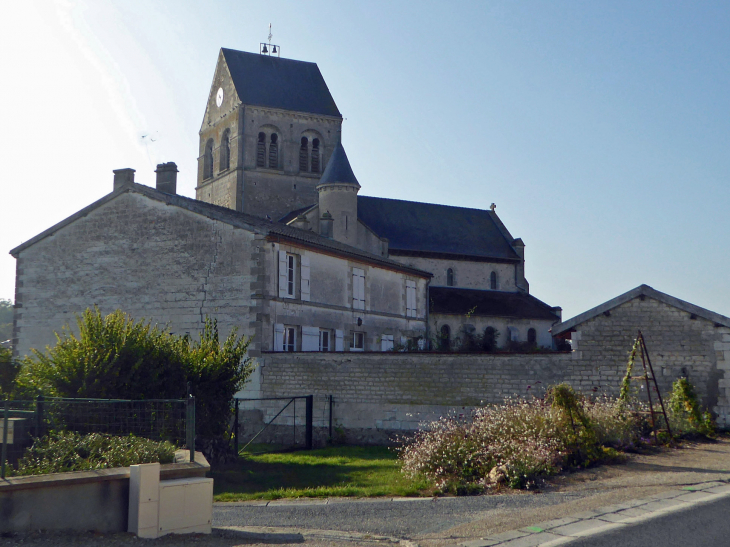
[552,285,730,425]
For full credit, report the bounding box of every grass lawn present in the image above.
[212,446,433,502]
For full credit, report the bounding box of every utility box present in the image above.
[158,478,213,535]
[0,418,27,444]
[128,462,213,538]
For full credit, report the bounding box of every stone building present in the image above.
[194,48,561,350]
[551,284,730,423]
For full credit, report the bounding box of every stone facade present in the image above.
[196,51,342,219]
[12,192,257,358]
[564,294,730,422]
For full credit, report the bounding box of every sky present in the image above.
[1,0,730,321]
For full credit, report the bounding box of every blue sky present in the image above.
[2,0,729,321]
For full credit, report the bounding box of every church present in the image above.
[10,47,561,360]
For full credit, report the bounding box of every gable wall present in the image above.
[569,295,730,419]
[13,193,257,358]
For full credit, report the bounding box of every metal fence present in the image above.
[232,395,314,454]
[1,396,195,478]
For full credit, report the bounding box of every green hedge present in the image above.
[13,431,176,476]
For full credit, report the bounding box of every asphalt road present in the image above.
[568,494,730,547]
[213,492,588,539]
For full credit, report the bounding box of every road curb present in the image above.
[216,525,419,546]
[453,480,730,547]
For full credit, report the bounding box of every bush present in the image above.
[399,385,646,492]
[13,431,176,476]
[12,308,253,440]
[667,377,715,438]
[0,345,17,397]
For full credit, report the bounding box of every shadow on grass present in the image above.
[211,445,431,500]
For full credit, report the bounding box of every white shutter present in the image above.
[406,281,416,318]
[352,268,365,310]
[274,323,285,352]
[278,251,288,298]
[381,335,394,352]
[300,255,311,302]
[335,329,344,351]
[301,326,319,351]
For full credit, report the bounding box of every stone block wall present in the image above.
[569,296,729,416]
[13,192,257,358]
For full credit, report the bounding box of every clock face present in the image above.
[216,87,224,107]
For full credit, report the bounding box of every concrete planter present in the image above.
[0,450,209,534]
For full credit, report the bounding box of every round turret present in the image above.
[317,143,360,245]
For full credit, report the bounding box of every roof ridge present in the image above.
[221,47,319,67]
[358,194,496,214]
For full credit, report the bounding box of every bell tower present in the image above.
[196,45,343,220]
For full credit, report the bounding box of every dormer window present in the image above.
[299,137,308,172]
[446,268,454,287]
[268,133,278,168]
[311,138,320,173]
[256,132,266,167]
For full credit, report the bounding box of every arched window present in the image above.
[528,328,537,345]
[220,129,230,171]
[483,326,497,352]
[311,138,320,173]
[446,268,454,287]
[299,137,309,172]
[204,139,214,179]
[439,325,451,351]
[490,271,497,290]
[256,132,266,167]
[268,133,278,169]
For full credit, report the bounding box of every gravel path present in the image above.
[212,492,588,538]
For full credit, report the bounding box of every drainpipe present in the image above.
[425,277,431,350]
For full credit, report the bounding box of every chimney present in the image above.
[113,168,135,191]
[155,162,178,194]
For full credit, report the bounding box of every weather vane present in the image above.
[260,24,280,57]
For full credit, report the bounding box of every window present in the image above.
[268,133,278,168]
[381,334,394,352]
[278,251,297,299]
[528,328,537,345]
[352,268,365,310]
[446,268,454,287]
[320,329,331,352]
[299,137,309,172]
[204,139,214,179]
[490,271,497,290]
[483,326,498,352]
[287,254,295,296]
[439,325,451,351]
[406,280,417,317]
[284,326,296,352]
[256,132,266,167]
[351,331,365,351]
[220,129,230,171]
[311,138,320,173]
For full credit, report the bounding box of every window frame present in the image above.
[287,254,296,297]
[350,331,365,352]
[284,326,297,352]
[319,329,332,352]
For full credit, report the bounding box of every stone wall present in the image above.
[13,192,257,358]
[569,295,730,423]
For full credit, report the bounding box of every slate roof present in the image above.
[9,184,431,279]
[357,196,522,261]
[552,285,730,337]
[221,48,341,117]
[430,287,561,321]
[318,143,360,187]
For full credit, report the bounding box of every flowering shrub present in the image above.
[668,378,715,438]
[399,385,646,493]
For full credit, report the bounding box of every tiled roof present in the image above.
[221,48,341,117]
[357,196,522,261]
[11,184,430,278]
[430,287,561,321]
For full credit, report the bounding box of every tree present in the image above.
[0,298,12,343]
[13,308,253,439]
